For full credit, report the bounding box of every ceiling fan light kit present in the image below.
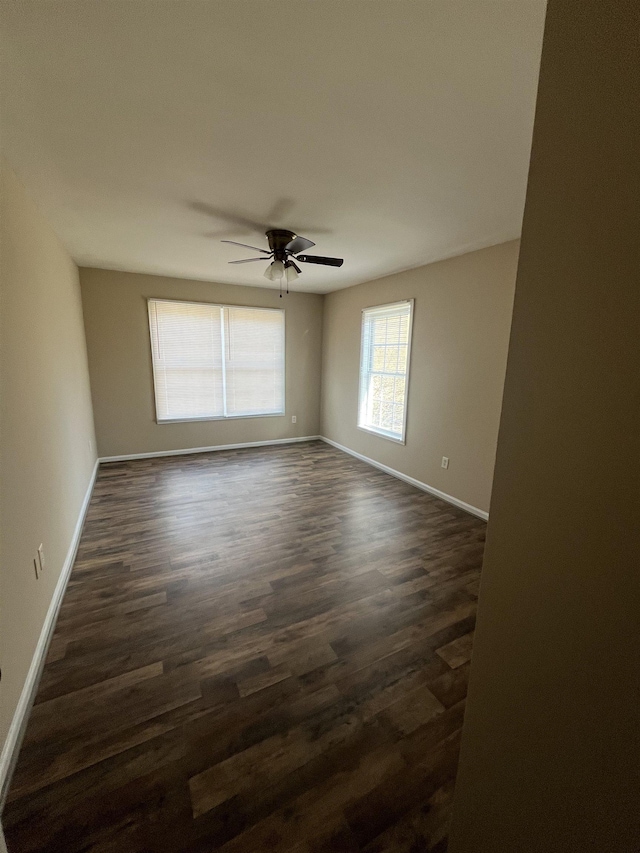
[264,258,285,282]
[222,229,343,296]
[285,262,299,284]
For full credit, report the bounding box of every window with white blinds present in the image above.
[358,300,413,442]
[148,299,285,422]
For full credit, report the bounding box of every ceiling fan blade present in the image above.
[296,254,344,267]
[285,235,315,254]
[221,240,270,254]
[229,257,267,264]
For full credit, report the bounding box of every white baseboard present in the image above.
[320,436,489,521]
[99,436,321,463]
[0,458,99,805]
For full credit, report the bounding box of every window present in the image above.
[148,299,285,422]
[358,300,413,443]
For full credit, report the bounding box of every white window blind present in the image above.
[148,299,285,422]
[358,300,413,442]
[223,306,285,417]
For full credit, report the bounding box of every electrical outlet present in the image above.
[33,557,40,579]
[441,456,449,469]
[37,544,45,572]
[291,415,297,424]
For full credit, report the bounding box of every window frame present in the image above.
[147,297,286,424]
[357,299,414,445]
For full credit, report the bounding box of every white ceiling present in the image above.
[0,1,546,293]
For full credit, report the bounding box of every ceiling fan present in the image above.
[222,230,343,295]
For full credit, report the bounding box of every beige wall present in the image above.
[0,164,97,755]
[321,241,518,515]
[79,269,323,458]
[450,2,639,851]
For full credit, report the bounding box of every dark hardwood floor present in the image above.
[3,441,484,853]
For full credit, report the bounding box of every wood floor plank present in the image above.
[3,441,484,852]
[436,631,474,669]
[383,684,446,735]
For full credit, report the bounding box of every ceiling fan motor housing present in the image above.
[266,229,297,261]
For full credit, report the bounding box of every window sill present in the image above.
[357,424,406,445]
[157,412,285,425]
